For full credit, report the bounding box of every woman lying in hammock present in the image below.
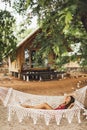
[21,95,75,110]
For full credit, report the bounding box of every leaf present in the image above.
[63,24,69,33]
[52,45,59,56]
[65,11,72,24]
[59,14,65,22]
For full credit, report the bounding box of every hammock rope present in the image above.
[0,86,87,125]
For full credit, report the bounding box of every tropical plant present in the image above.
[2,0,87,67]
[0,9,17,61]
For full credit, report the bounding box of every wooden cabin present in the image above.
[9,28,41,73]
[8,28,70,81]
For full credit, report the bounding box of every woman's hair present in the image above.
[65,96,75,109]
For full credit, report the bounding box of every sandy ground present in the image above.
[0,73,87,130]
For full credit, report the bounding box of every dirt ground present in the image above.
[0,72,87,95]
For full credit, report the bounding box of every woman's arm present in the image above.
[68,103,74,109]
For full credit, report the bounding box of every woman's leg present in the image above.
[21,103,53,110]
[33,103,53,109]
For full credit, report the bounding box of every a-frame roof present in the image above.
[17,27,40,49]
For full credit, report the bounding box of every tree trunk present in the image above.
[81,14,87,32]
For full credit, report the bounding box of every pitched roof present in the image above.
[17,27,40,48]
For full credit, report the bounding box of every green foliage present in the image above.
[32,0,87,65]
[2,0,87,67]
[12,0,27,15]
[0,10,17,61]
[15,16,32,43]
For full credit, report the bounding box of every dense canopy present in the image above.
[0,9,17,61]
[0,0,87,67]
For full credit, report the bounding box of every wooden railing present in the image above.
[21,69,65,81]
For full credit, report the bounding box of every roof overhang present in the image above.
[17,27,40,49]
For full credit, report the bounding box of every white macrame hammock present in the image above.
[0,86,87,125]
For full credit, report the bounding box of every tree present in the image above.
[0,9,17,62]
[28,0,87,67]
[15,15,33,43]
[2,0,87,67]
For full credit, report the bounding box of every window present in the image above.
[24,49,30,63]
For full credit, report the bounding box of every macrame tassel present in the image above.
[31,113,38,125]
[76,110,81,123]
[44,114,51,125]
[8,107,11,121]
[55,111,63,125]
[83,110,87,120]
[16,109,25,123]
[65,110,74,124]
